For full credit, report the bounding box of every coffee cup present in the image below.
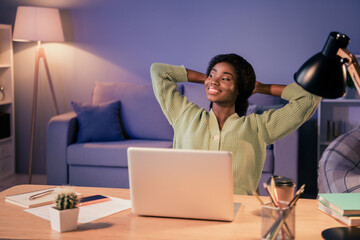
[267,176,295,206]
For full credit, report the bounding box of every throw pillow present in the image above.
[246,104,258,115]
[71,100,125,143]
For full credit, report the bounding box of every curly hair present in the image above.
[206,53,256,117]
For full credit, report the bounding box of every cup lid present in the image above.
[267,175,295,187]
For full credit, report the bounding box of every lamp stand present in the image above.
[28,41,60,183]
[337,48,360,96]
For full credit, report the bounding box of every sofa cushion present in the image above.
[262,149,274,173]
[67,140,173,168]
[69,165,130,188]
[92,82,174,141]
[71,100,125,143]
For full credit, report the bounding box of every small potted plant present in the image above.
[49,187,79,232]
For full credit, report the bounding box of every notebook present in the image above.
[5,187,61,208]
[318,201,360,226]
[318,193,360,216]
[127,147,234,221]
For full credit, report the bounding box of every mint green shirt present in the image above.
[151,63,321,194]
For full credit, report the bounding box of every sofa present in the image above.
[47,81,299,196]
[318,127,360,193]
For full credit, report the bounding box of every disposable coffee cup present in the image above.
[267,176,295,206]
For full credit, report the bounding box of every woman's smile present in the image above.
[204,62,238,106]
[208,85,221,95]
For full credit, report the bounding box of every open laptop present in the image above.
[127,147,234,221]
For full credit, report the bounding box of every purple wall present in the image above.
[0,0,360,174]
[68,0,360,84]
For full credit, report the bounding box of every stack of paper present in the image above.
[317,193,360,226]
[25,197,131,223]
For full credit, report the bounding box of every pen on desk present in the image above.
[263,183,278,207]
[271,177,281,207]
[288,184,305,207]
[29,189,55,200]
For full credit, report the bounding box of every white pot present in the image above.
[49,207,79,233]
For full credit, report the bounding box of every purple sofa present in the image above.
[46,81,299,195]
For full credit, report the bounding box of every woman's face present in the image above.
[205,62,239,107]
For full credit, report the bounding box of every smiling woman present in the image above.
[206,62,238,110]
[150,53,321,195]
[204,54,256,128]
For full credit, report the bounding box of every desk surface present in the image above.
[0,184,353,239]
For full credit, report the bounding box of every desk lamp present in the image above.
[294,32,360,239]
[13,6,64,183]
[294,32,360,98]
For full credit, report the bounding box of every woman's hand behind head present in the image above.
[252,81,263,95]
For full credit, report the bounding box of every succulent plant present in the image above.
[55,188,79,210]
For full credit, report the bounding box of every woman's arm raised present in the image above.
[186,69,207,84]
[252,81,286,97]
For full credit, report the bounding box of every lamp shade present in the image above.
[13,6,64,42]
[294,32,350,98]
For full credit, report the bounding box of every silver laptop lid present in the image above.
[128,147,234,221]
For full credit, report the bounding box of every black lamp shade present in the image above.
[294,32,350,99]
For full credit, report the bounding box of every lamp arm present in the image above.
[337,48,360,95]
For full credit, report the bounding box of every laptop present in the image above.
[127,147,234,221]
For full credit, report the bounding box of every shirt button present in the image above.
[213,135,219,140]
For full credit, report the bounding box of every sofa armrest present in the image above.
[273,129,299,186]
[46,112,78,185]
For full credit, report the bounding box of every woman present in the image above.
[151,53,321,195]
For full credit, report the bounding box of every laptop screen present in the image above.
[127,147,234,221]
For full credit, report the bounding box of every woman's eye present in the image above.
[222,78,230,81]
[209,74,213,78]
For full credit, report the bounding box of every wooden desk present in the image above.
[0,184,352,239]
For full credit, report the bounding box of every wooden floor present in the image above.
[0,174,47,192]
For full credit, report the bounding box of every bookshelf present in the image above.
[0,24,15,180]
[317,98,360,161]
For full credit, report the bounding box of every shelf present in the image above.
[322,99,360,103]
[0,100,12,106]
[317,99,360,160]
[0,24,15,177]
[0,137,12,144]
[319,141,332,146]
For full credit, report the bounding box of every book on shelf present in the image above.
[5,187,61,208]
[318,201,360,226]
[317,193,360,216]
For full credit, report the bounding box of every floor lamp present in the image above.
[13,6,64,183]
